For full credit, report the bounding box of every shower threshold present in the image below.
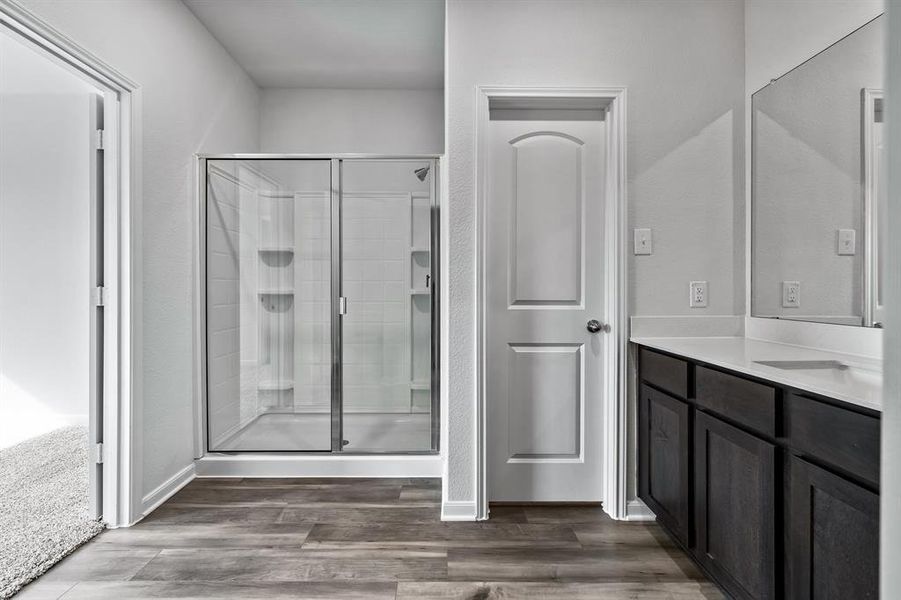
[215,412,433,453]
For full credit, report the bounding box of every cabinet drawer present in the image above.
[787,394,880,487]
[696,366,776,437]
[640,347,689,398]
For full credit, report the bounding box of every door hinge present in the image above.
[94,128,104,150]
[92,286,107,307]
[338,296,347,315]
[94,442,104,464]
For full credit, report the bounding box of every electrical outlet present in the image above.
[634,228,653,255]
[689,281,708,308]
[837,229,856,255]
[783,281,801,308]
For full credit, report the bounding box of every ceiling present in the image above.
[184,0,444,89]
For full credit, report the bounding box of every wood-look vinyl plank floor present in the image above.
[16,478,723,600]
[396,581,725,599]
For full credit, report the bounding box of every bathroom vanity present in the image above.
[634,338,881,600]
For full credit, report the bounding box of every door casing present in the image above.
[473,86,628,520]
[0,2,138,527]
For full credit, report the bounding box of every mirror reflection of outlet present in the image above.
[783,281,801,308]
[690,281,708,308]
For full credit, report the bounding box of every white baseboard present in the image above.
[441,500,477,521]
[140,463,195,518]
[195,453,442,478]
[625,499,656,522]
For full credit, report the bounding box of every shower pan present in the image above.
[199,155,439,454]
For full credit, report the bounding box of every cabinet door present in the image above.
[694,411,776,600]
[638,384,690,544]
[790,456,879,600]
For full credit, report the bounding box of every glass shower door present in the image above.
[339,160,435,452]
[206,159,332,451]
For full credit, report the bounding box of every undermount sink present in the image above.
[754,359,882,386]
[754,360,847,370]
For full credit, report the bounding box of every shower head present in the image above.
[414,166,430,182]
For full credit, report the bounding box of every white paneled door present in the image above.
[488,117,606,502]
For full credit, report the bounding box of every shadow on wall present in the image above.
[0,374,87,449]
[629,110,739,315]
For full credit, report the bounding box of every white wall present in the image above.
[19,0,261,505]
[0,29,99,448]
[882,3,901,596]
[446,0,746,508]
[260,88,443,154]
[745,0,884,94]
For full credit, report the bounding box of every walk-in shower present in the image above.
[200,156,439,454]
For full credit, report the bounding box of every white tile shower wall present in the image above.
[342,192,411,413]
[206,168,243,447]
[294,192,332,412]
[237,167,261,426]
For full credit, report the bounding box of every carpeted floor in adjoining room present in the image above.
[0,426,104,599]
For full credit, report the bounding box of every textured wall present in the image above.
[445,0,746,505]
[261,88,444,154]
[881,5,901,595]
[19,0,261,502]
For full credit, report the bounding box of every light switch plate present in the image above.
[634,228,652,255]
[689,281,708,308]
[837,229,856,255]
[782,281,801,308]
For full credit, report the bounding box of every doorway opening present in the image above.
[475,88,628,519]
[0,9,133,592]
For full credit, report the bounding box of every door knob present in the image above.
[586,319,609,333]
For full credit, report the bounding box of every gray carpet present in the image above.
[0,426,105,598]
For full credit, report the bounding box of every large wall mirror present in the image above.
[752,15,885,327]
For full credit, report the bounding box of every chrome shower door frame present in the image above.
[197,154,441,456]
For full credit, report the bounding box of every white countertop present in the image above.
[631,336,883,412]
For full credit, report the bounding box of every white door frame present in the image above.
[0,0,141,528]
[474,86,628,520]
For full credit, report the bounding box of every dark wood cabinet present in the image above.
[636,346,880,600]
[694,410,777,600]
[789,456,879,600]
[638,384,690,544]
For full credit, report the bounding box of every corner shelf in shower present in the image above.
[410,380,430,391]
[258,246,295,254]
[410,289,430,296]
[410,247,430,253]
[258,379,294,392]
[258,289,294,296]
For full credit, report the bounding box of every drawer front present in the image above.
[696,366,776,437]
[787,394,880,487]
[640,347,689,398]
